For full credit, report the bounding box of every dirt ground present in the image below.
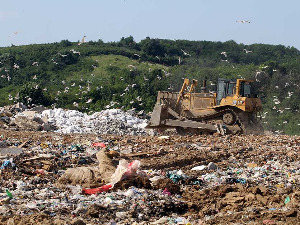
[0,129,299,224]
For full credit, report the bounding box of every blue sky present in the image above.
[1,0,299,49]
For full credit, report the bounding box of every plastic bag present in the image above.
[110,159,128,185]
[110,160,141,186]
[92,142,106,148]
[82,184,112,195]
[124,160,140,177]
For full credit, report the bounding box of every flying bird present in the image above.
[70,49,80,55]
[178,57,182,65]
[86,98,93,104]
[243,49,252,54]
[221,52,227,57]
[78,36,86,45]
[181,49,191,56]
[9,31,19,38]
[236,20,250,23]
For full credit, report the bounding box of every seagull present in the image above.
[78,36,86,45]
[59,53,67,57]
[86,98,93,103]
[134,53,141,58]
[8,94,13,101]
[51,59,58,65]
[243,49,252,54]
[144,76,149,81]
[9,31,19,37]
[32,62,39,66]
[64,87,69,93]
[181,49,191,56]
[13,63,19,69]
[236,20,250,23]
[221,52,227,57]
[70,49,80,55]
[128,65,136,70]
[73,102,78,107]
[178,57,182,65]
[155,56,160,61]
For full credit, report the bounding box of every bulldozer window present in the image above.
[228,83,235,96]
[240,82,252,97]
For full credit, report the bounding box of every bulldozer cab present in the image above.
[217,79,236,104]
[216,78,256,105]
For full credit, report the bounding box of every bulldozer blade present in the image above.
[146,104,163,128]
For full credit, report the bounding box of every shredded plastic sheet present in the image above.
[92,142,106,148]
[110,160,141,186]
[82,184,112,195]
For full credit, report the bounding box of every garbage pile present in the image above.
[0,103,149,135]
[41,108,148,135]
[0,130,299,224]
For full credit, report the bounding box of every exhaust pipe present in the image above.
[201,80,207,93]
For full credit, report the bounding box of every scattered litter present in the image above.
[0,128,298,224]
[191,165,206,171]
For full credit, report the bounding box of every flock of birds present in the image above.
[3,31,300,131]
[1,39,173,111]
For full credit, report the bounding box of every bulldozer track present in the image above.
[177,107,262,135]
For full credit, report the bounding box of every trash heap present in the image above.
[41,108,148,135]
[0,130,299,224]
[0,103,149,135]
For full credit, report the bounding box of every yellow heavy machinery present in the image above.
[147,78,263,134]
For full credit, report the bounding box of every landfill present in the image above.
[0,106,299,224]
[0,104,149,135]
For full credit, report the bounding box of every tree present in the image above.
[19,83,52,106]
[140,37,165,57]
[60,39,72,47]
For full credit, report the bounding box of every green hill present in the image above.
[1,37,300,134]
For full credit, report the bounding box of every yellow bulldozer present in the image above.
[147,78,263,135]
